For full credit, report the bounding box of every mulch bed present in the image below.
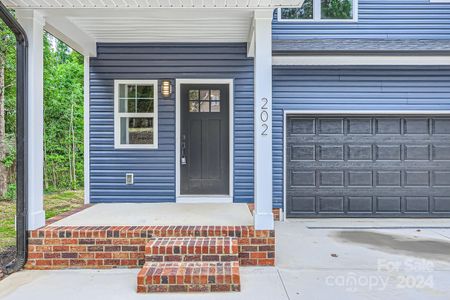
[0,247,16,280]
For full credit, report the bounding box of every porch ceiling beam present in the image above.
[44,17,97,57]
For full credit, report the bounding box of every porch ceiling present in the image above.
[4,0,300,9]
[6,4,302,56]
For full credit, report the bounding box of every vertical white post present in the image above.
[84,56,90,204]
[17,10,46,230]
[253,10,274,230]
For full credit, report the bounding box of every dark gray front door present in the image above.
[286,115,450,218]
[180,84,229,195]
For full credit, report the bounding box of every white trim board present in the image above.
[175,79,234,204]
[273,56,450,66]
[282,109,450,220]
[83,56,90,204]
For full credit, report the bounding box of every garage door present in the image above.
[285,115,450,218]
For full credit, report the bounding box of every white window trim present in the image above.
[114,79,159,149]
[277,0,358,23]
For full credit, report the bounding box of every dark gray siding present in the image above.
[273,0,450,40]
[90,43,254,203]
[273,67,450,208]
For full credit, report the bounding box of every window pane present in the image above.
[211,101,220,112]
[127,85,137,98]
[189,101,199,112]
[211,90,221,100]
[120,117,154,145]
[280,0,313,19]
[119,98,136,113]
[200,101,209,112]
[189,90,199,100]
[321,0,353,19]
[119,84,126,98]
[137,85,153,98]
[137,99,153,113]
[200,90,210,101]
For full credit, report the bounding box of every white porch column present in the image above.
[17,10,46,230]
[253,10,274,230]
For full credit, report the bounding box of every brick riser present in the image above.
[26,226,275,269]
[146,237,239,263]
[137,261,241,293]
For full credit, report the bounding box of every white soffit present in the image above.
[3,0,301,9]
[5,1,303,55]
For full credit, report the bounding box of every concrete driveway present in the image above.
[1,220,450,300]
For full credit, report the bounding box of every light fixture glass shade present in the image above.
[161,80,172,97]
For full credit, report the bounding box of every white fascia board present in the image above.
[44,17,97,57]
[273,55,450,66]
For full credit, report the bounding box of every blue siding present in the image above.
[273,0,450,40]
[272,66,450,208]
[89,43,254,203]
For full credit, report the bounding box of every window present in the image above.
[279,0,357,22]
[188,89,221,113]
[114,80,158,149]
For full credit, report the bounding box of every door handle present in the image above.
[181,134,187,165]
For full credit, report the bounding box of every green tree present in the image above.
[281,0,313,20]
[0,19,16,198]
[321,0,353,19]
[43,34,84,190]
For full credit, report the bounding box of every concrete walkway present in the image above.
[2,220,450,300]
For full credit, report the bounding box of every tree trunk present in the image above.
[0,57,8,197]
[70,102,77,189]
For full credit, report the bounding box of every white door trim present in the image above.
[283,109,450,220]
[175,79,234,203]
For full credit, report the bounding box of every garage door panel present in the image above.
[286,115,450,217]
[404,118,430,134]
[432,119,450,134]
[348,196,373,213]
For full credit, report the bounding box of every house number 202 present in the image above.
[260,97,269,136]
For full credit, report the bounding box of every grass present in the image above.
[0,190,84,252]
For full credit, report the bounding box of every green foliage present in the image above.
[43,34,84,190]
[2,134,15,168]
[4,183,15,201]
[321,0,353,19]
[280,0,352,20]
[1,16,17,136]
[1,27,84,193]
[281,0,313,19]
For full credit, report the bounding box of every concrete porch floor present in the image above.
[49,203,254,226]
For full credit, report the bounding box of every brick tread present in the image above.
[137,261,240,293]
[145,237,239,263]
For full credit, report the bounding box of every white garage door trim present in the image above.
[282,110,450,220]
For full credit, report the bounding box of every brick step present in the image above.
[145,237,238,263]
[137,261,240,293]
